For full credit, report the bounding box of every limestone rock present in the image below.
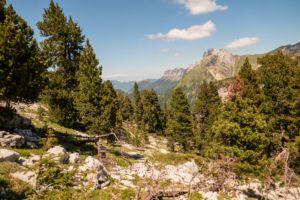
[79,156,109,183]
[0,134,24,147]
[163,68,186,77]
[47,146,69,164]
[11,171,37,187]
[0,149,20,162]
[68,152,82,164]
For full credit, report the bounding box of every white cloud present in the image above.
[161,49,168,52]
[226,37,261,49]
[174,53,181,57]
[175,0,228,15]
[146,20,216,41]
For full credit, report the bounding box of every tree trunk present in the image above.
[5,98,10,108]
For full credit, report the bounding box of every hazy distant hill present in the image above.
[110,80,135,93]
[127,79,153,94]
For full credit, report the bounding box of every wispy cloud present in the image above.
[226,37,261,49]
[146,20,216,41]
[174,53,181,57]
[161,49,168,52]
[175,0,228,15]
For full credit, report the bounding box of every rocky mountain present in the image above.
[159,42,300,107]
[110,80,135,93]
[163,67,186,77]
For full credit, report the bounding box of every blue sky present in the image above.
[6,0,300,82]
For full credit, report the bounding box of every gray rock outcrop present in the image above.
[46,146,69,164]
[0,129,41,148]
[68,152,82,164]
[0,149,20,162]
[163,68,186,77]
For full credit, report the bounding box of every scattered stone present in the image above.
[111,174,122,181]
[68,152,82,164]
[0,114,31,129]
[159,149,168,154]
[47,146,69,164]
[0,149,20,162]
[121,180,136,188]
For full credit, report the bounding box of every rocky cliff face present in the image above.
[195,48,235,81]
[282,42,300,55]
[163,67,186,77]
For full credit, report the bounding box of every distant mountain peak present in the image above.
[163,68,186,77]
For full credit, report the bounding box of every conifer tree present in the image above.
[37,0,85,126]
[74,39,103,135]
[165,87,193,152]
[258,51,298,147]
[162,100,168,131]
[211,96,271,166]
[141,89,163,132]
[192,81,221,153]
[238,57,264,106]
[122,96,133,121]
[133,81,143,127]
[0,0,47,108]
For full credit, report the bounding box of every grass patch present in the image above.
[0,147,43,158]
[190,192,203,200]
[0,162,33,199]
[149,152,203,166]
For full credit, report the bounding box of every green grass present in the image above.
[0,162,33,199]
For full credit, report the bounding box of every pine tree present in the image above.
[258,51,298,148]
[192,81,221,153]
[122,96,133,121]
[37,0,85,126]
[162,100,168,131]
[141,89,163,132]
[133,81,143,127]
[0,0,47,108]
[211,96,271,166]
[238,57,264,106]
[74,39,103,135]
[165,87,193,152]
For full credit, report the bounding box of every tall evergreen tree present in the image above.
[141,89,163,132]
[133,81,143,127]
[122,96,134,121]
[192,81,221,153]
[0,0,47,108]
[238,57,264,106]
[165,87,193,152]
[37,0,85,126]
[74,39,103,134]
[211,96,271,167]
[258,51,298,148]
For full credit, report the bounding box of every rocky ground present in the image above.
[1,102,300,199]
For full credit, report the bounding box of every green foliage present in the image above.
[0,0,47,108]
[166,87,193,152]
[123,95,134,121]
[190,192,203,200]
[37,0,85,126]
[141,89,163,132]
[24,130,90,199]
[192,81,221,154]
[212,97,271,164]
[133,81,143,128]
[238,57,264,106]
[0,161,32,199]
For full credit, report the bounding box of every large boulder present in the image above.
[0,133,24,147]
[79,156,109,188]
[68,152,82,164]
[0,149,20,162]
[47,146,69,164]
